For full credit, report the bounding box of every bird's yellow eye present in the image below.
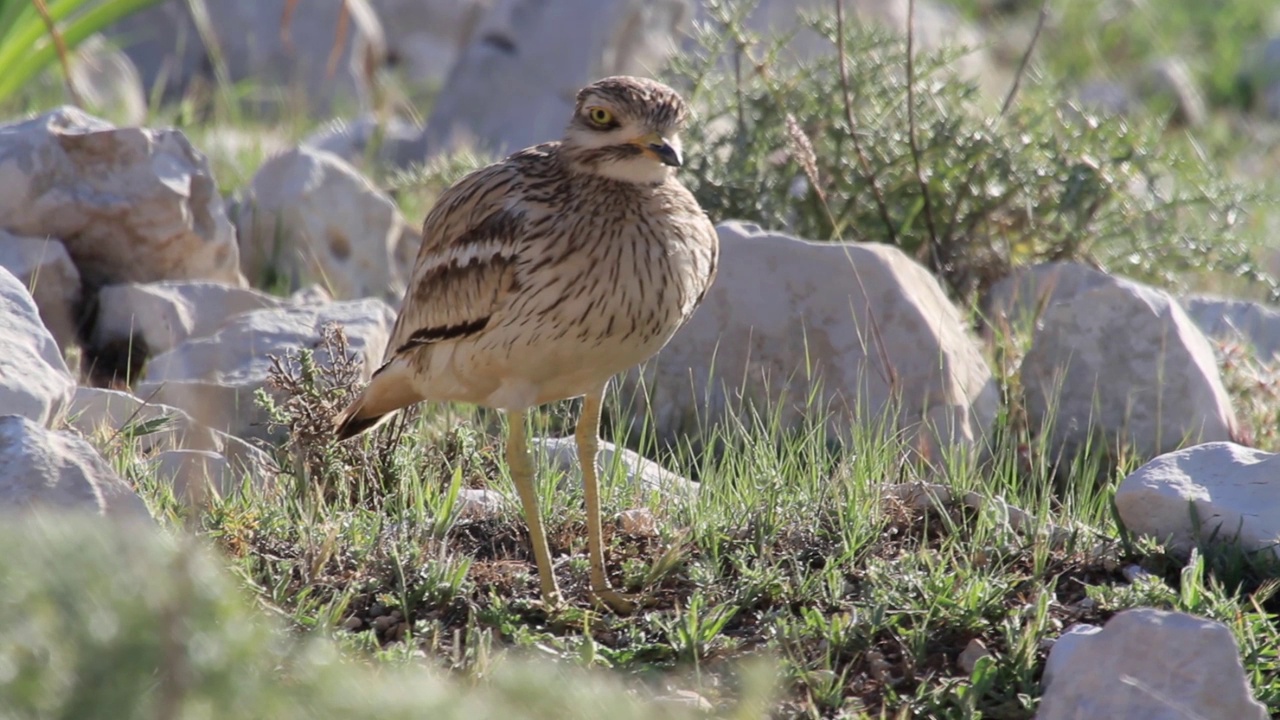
[587,107,614,126]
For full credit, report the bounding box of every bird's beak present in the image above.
[632,132,682,168]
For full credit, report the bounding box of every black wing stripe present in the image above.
[394,316,490,355]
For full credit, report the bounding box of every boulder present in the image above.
[148,449,252,502]
[0,231,81,350]
[0,268,75,427]
[419,0,694,157]
[533,437,697,499]
[66,387,275,490]
[1039,609,1267,720]
[1020,282,1236,460]
[1117,441,1280,561]
[92,281,296,361]
[981,261,1119,334]
[0,107,243,290]
[137,299,396,441]
[369,0,485,88]
[235,147,408,301]
[621,222,998,456]
[106,0,387,116]
[302,115,425,171]
[1180,294,1280,362]
[0,415,149,519]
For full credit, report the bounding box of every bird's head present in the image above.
[561,76,689,185]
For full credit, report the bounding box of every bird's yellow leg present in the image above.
[577,385,636,614]
[507,409,562,608]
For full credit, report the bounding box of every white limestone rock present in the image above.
[369,0,484,88]
[1117,441,1280,561]
[421,0,694,157]
[0,107,243,290]
[137,299,396,441]
[1039,609,1267,720]
[622,221,998,456]
[981,261,1121,335]
[533,436,697,500]
[0,231,81,351]
[302,115,425,171]
[66,387,275,491]
[107,0,386,115]
[0,415,149,519]
[0,268,75,427]
[1020,282,1237,460]
[1181,294,1280,362]
[92,281,296,360]
[235,147,408,302]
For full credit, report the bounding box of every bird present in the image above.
[332,75,719,613]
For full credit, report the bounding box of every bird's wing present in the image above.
[380,148,546,365]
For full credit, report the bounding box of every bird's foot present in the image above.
[591,586,639,615]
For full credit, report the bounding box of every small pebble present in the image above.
[957,638,992,674]
[619,508,658,536]
[1122,565,1153,583]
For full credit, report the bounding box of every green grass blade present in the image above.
[0,0,166,106]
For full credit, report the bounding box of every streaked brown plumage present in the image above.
[334,76,718,612]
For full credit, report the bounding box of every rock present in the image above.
[654,690,714,713]
[456,487,507,520]
[623,221,998,456]
[1116,441,1280,561]
[1073,79,1138,118]
[1180,294,1280,362]
[235,147,408,301]
[147,449,250,502]
[981,261,1119,334]
[0,268,75,427]
[66,387,275,490]
[618,507,657,537]
[1020,282,1236,460]
[137,299,396,441]
[1242,36,1280,119]
[107,0,387,116]
[420,0,694,157]
[69,34,147,126]
[68,387,219,452]
[533,437,698,499]
[0,415,149,519]
[0,107,243,290]
[1039,609,1267,720]
[956,638,990,675]
[721,0,994,94]
[1141,57,1208,128]
[303,115,426,171]
[0,231,81,350]
[986,264,1280,362]
[198,127,292,180]
[370,0,485,88]
[92,281,296,366]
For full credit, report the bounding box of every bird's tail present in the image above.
[333,362,423,442]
